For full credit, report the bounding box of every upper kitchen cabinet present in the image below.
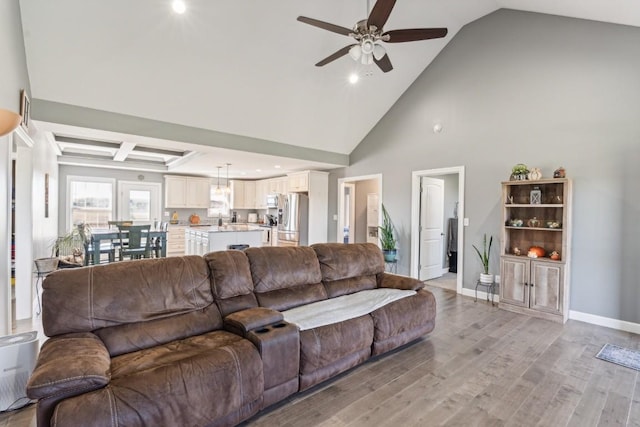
[230,180,257,209]
[165,175,211,208]
[287,172,309,192]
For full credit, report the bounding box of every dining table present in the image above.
[90,228,168,265]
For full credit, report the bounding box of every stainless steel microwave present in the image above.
[266,194,279,208]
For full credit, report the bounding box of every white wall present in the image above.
[0,0,32,334]
[328,9,640,324]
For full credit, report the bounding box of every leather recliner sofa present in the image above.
[26,243,436,427]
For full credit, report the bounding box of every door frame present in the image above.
[410,166,465,294]
[418,176,445,281]
[338,182,356,243]
[117,181,162,223]
[337,174,382,244]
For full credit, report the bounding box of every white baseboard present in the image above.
[569,310,640,335]
[461,288,499,304]
[441,268,449,275]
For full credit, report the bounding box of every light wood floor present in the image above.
[3,286,640,427]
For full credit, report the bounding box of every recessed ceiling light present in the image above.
[172,0,186,14]
[240,172,247,176]
[256,169,262,172]
[274,165,281,169]
[349,73,359,84]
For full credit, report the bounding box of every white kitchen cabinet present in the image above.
[243,181,256,208]
[366,193,379,245]
[164,175,210,208]
[288,172,309,192]
[255,180,267,209]
[231,180,258,209]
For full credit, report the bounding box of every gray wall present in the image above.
[328,9,640,323]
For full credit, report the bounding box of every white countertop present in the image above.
[188,224,264,233]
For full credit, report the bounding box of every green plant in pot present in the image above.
[50,223,92,268]
[473,233,493,284]
[379,204,397,262]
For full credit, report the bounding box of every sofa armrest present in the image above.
[379,272,424,291]
[26,332,111,400]
[224,307,285,337]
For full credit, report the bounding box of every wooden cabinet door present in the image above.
[530,261,563,314]
[165,176,187,208]
[230,180,245,209]
[500,257,529,308]
[243,181,256,208]
[187,178,210,208]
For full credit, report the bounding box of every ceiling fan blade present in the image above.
[383,28,448,43]
[297,16,353,37]
[315,44,356,67]
[367,0,397,31]
[374,53,393,73]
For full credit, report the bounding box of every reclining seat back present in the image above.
[43,255,221,356]
[204,250,258,316]
[244,246,326,311]
[311,243,384,298]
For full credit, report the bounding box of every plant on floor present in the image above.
[379,204,397,261]
[473,233,493,283]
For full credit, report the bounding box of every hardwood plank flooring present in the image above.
[2,285,640,427]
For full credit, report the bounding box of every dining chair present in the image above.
[83,235,116,265]
[118,224,152,260]
[109,220,133,259]
[152,222,169,258]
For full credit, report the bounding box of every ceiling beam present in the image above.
[113,141,136,162]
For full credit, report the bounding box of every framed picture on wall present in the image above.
[20,89,30,131]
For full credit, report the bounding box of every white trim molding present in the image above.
[461,288,500,305]
[569,310,640,335]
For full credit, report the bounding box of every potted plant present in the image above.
[378,204,397,262]
[49,223,92,268]
[473,233,493,284]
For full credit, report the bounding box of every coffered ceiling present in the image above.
[17,0,640,178]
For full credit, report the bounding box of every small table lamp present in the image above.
[0,108,21,137]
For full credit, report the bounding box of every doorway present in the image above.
[411,167,465,294]
[337,174,382,244]
[118,181,162,223]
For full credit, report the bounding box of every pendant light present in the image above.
[215,166,223,195]
[225,163,231,194]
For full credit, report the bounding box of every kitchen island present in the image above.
[185,225,263,255]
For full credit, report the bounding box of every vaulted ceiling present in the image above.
[18,0,640,178]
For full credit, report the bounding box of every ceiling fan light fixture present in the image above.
[373,44,386,60]
[361,39,375,55]
[361,53,373,65]
[349,45,362,61]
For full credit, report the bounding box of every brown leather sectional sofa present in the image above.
[26,243,436,427]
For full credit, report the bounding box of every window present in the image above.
[67,176,116,230]
[208,186,230,217]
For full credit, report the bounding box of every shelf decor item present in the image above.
[553,166,566,178]
[378,204,397,262]
[528,167,542,180]
[510,163,529,181]
[530,186,541,204]
[473,234,493,284]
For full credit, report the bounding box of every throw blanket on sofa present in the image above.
[282,288,416,331]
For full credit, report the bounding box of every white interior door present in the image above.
[419,177,445,280]
[118,181,161,223]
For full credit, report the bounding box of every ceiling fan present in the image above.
[297,0,448,73]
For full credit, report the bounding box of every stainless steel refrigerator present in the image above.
[277,193,308,246]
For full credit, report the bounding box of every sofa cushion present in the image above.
[370,289,437,356]
[205,250,258,316]
[282,288,416,331]
[95,304,223,357]
[43,256,213,337]
[298,315,373,390]
[52,331,263,427]
[245,246,326,311]
[312,243,384,298]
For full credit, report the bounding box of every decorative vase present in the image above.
[479,273,494,284]
[383,249,397,262]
